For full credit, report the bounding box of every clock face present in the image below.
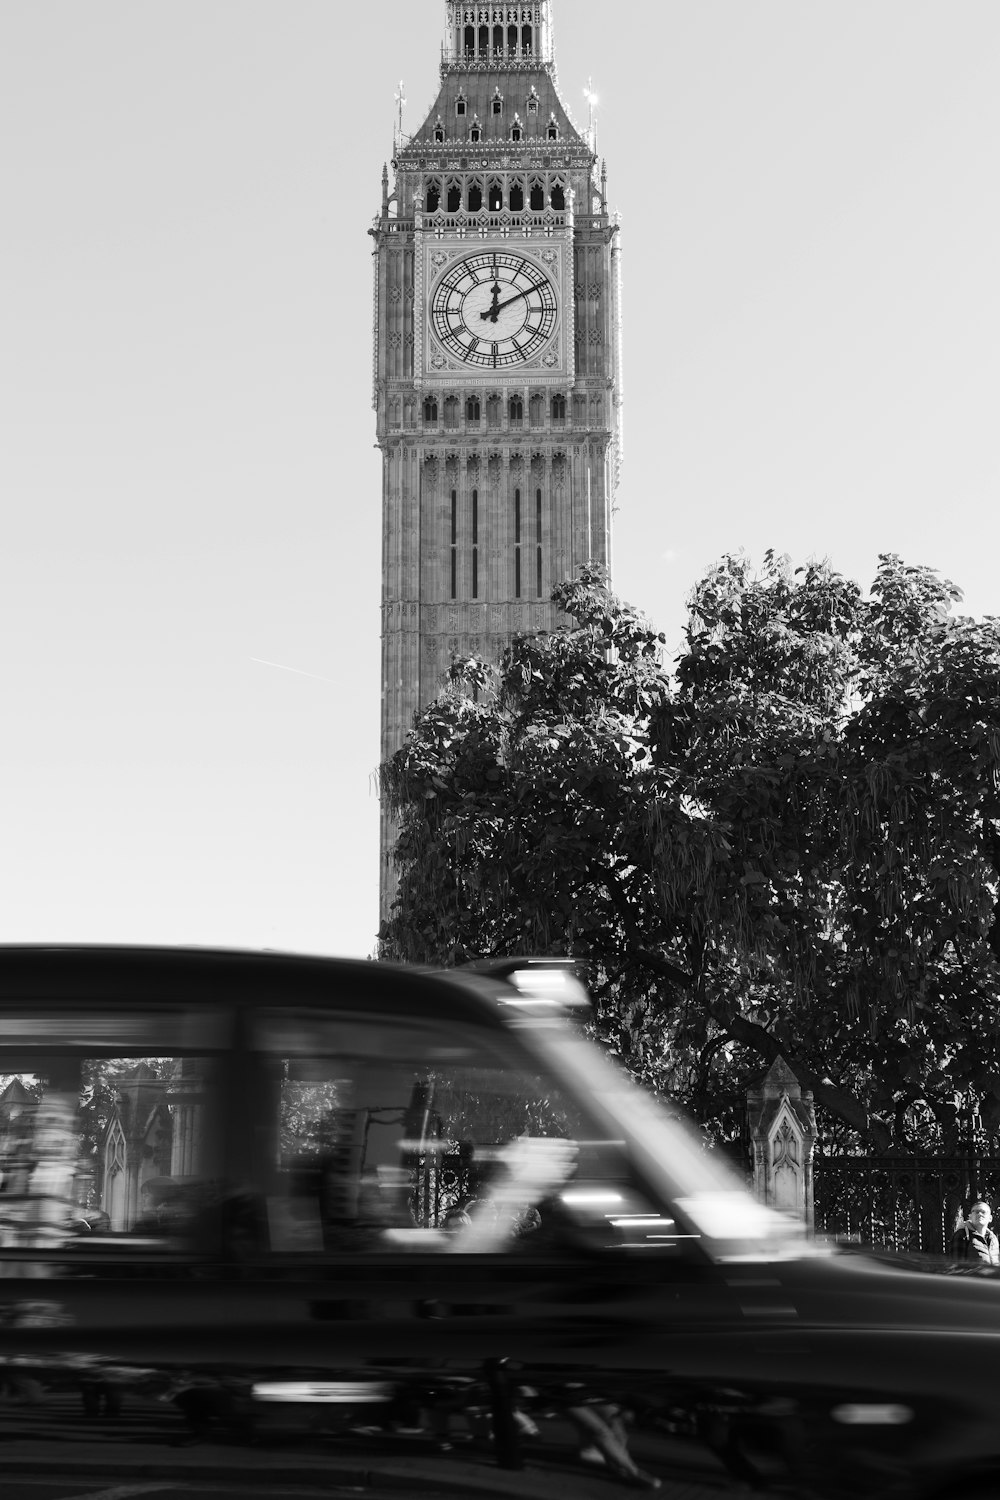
[430,251,558,369]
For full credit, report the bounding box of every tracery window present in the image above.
[508,394,523,426]
[529,180,544,211]
[468,181,483,212]
[513,486,522,598]
[425,179,441,213]
[551,393,566,422]
[422,396,439,424]
[551,183,565,210]
[466,395,481,423]
[488,180,503,211]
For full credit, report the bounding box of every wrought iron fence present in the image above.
[814,1154,1000,1254]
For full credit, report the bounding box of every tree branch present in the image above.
[722,1013,890,1152]
[633,947,695,990]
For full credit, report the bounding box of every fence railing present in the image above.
[813,1154,1000,1254]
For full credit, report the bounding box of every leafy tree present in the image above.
[380,556,1000,1156]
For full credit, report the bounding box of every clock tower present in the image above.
[372,2,622,916]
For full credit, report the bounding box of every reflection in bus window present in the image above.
[250,1013,668,1256]
[0,1055,220,1261]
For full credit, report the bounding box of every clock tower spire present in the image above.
[371,2,623,923]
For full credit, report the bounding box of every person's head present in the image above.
[969,1201,992,1230]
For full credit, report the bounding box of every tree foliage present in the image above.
[379,555,1000,1155]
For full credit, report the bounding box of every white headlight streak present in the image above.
[831,1404,914,1426]
[252,1381,392,1404]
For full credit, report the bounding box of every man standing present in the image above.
[952,1202,1000,1265]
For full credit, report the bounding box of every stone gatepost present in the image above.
[747,1057,818,1230]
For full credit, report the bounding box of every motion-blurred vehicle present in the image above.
[0,945,997,1498]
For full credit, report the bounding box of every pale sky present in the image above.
[1,1,997,958]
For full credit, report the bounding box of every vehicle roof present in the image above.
[0,944,511,1029]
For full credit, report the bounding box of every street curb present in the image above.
[0,1445,737,1497]
[0,1452,512,1495]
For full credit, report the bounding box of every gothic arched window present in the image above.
[446,181,462,212]
[464,25,475,57]
[443,396,459,429]
[513,486,522,598]
[547,121,559,141]
[488,180,503,211]
[425,179,441,213]
[551,393,567,422]
[551,183,565,210]
[510,124,522,142]
[527,93,538,116]
[423,396,439,424]
[434,123,444,144]
[466,395,481,423]
[456,95,467,118]
[529,180,545,211]
[508,394,523,426]
[529,393,543,427]
[450,488,458,598]
[491,94,503,117]
[467,181,483,212]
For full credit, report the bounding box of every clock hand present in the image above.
[479,281,502,324]
[479,280,548,320]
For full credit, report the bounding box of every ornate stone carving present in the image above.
[747,1057,817,1227]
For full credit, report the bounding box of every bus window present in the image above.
[0,1011,227,1269]
[247,1010,635,1257]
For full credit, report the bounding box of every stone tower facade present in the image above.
[372,2,623,916]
